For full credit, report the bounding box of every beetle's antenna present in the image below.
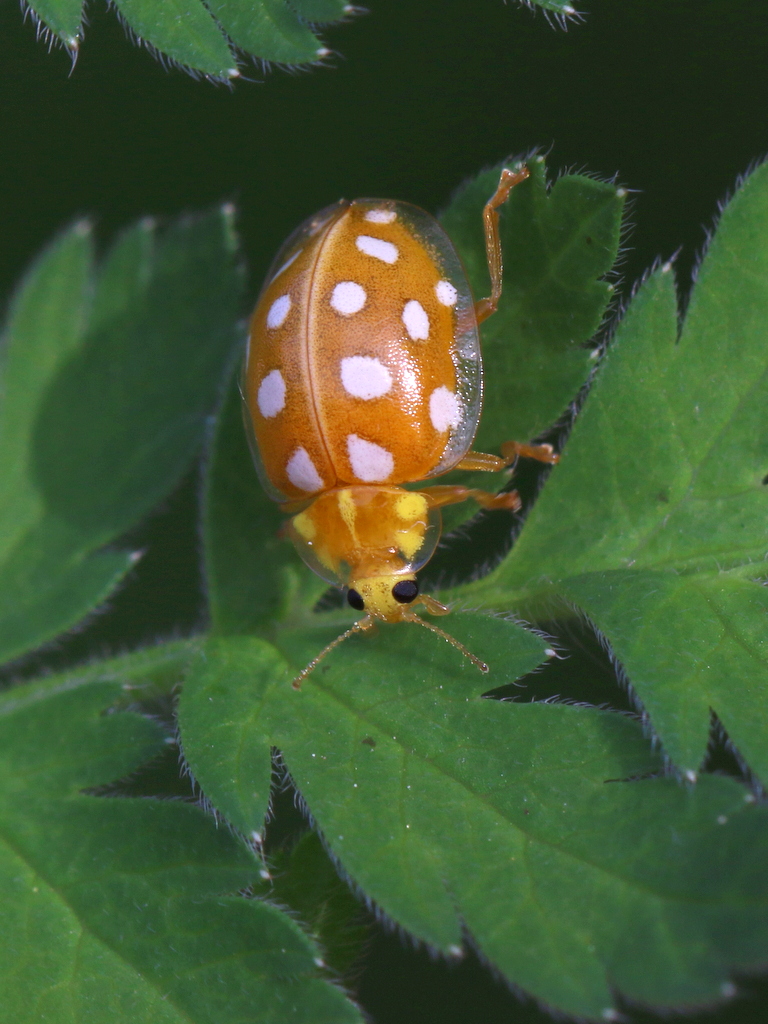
[291,620,370,689]
[290,612,488,689]
[405,613,489,673]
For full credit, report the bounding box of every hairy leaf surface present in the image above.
[24,0,342,76]
[0,644,362,1024]
[181,634,768,1019]
[474,163,768,776]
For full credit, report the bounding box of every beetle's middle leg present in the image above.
[423,484,521,512]
[425,442,557,512]
[455,441,558,473]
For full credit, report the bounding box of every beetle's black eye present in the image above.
[392,579,419,604]
[347,588,365,611]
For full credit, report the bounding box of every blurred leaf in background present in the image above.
[0,209,242,665]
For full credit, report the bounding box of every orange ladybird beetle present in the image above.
[243,165,558,687]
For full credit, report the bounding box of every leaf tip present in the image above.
[447,944,464,959]
[615,187,628,199]
[226,68,240,80]
[684,769,698,784]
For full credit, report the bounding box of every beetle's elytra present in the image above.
[243,165,558,686]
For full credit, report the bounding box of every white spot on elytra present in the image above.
[340,356,392,400]
[435,279,457,306]
[402,299,430,340]
[286,447,324,492]
[356,234,399,264]
[330,281,366,315]
[270,249,301,282]
[347,434,394,482]
[364,209,396,224]
[266,294,291,329]
[429,386,461,432]
[257,369,285,418]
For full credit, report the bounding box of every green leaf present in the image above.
[24,0,330,75]
[181,634,768,1019]
[24,0,82,47]
[476,162,768,775]
[0,520,133,665]
[289,0,348,23]
[18,0,576,80]
[254,831,369,978]
[179,614,551,833]
[440,154,624,451]
[529,0,580,19]
[0,225,132,663]
[560,571,768,781]
[0,224,91,561]
[0,211,242,665]
[208,0,327,66]
[0,644,362,1024]
[112,0,237,77]
[20,0,573,75]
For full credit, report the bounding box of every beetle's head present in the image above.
[346,573,419,621]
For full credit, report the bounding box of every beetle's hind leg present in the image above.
[474,165,530,325]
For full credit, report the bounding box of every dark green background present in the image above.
[2,1,768,1020]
